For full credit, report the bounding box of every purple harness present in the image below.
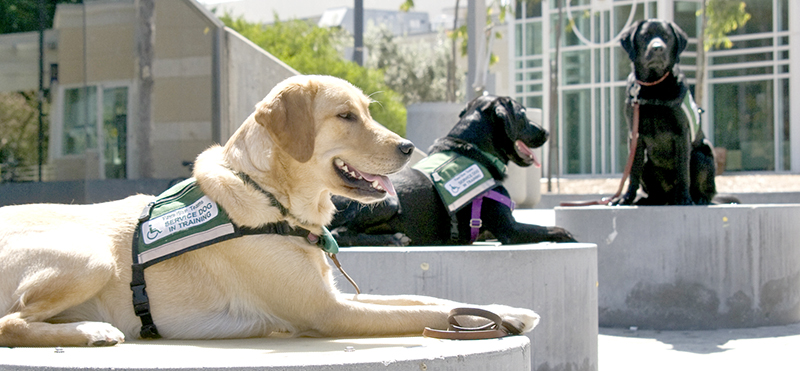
[469,189,516,242]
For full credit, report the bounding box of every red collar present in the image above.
[636,71,670,87]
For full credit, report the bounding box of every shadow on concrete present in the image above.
[128,336,432,354]
[600,323,800,355]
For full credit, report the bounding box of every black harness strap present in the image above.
[130,172,346,339]
[130,204,162,339]
[130,220,326,339]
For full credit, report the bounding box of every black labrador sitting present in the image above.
[614,19,717,205]
[329,95,576,246]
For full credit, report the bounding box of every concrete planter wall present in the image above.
[334,243,599,371]
[555,204,800,330]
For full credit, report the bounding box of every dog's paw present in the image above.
[484,305,540,334]
[549,227,577,243]
[391,233,410,246]
[75,322,125,346]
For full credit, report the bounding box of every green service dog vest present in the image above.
[130,177,338,339]
[412,151,504,214]
[412,150,516,243]
[682,91,701,142]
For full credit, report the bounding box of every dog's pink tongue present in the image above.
[358,171,397,197]
[516,140,541,168]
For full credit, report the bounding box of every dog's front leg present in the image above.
[673,134,694,205]
[316,296,539,337]
[613,135,646,205]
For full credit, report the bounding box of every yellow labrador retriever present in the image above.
[0,75,538,347]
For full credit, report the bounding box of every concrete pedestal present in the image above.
[334,243,599,371]
[555,204,800,330]
[0,336,529,371]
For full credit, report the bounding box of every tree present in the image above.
[0,0,77,180]
[695,0,751,108]
[0,0,81,34]
[400,0,509,101]
[220,14,407,136]
[0,92,49,175]
[364,26,462,105]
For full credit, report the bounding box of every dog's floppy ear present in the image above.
[619,20,642,62]
[669,21,688,61]
[254,82,316,163]
[493,97,518,138]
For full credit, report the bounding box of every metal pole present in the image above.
[353,0,363,66]
[37,0,45,181]
[136,0,155,178]
[466,0,485,100]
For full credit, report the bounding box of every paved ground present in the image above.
[599,324,800,371]
[540,173,800,194]
[514,193,800,371]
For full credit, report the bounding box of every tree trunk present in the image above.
[547,0,563,192]
[135,0,154,178]
[447,0,460,102]
[695,0,707,108]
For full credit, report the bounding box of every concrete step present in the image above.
[0,336,530,371]
[333,242,599,371]
[556,204,800,330]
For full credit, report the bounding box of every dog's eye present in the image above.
[338,112,357,121]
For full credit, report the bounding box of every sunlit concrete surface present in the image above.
[0,335,530,371]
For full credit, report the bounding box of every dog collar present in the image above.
[635,71,670,87]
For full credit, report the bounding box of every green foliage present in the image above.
[401,0,508,67]
[365,27,462,105]
[698,0,752,51]
[220,14,407,136]
[399,0,415,13]
[0,0,81,34]
[0,91,48,168]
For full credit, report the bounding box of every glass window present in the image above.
[737,0,772,34]
[103,87,128,179]
[526,0,542,18]
[563,49,591,85]
[673,2,699,39]
[778,0,788,31]
[63,87,97,156]
[564,88,591,174]
[525,21,542,55]
[615,86,629,172]
[713,80,774,171]
[780,78,790,170]
[564,11,591,47]
[526,95,542,109]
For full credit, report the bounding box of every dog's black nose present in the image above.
[398,140,415,156]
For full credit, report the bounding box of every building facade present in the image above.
[20,0,297,181]
[510,0,797,175]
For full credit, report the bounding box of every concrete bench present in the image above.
[333,242,599,371]
[555,204,800,330]
[1,243,596,371]
[0,336,529,371]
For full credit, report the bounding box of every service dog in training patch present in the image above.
[614,19,717,205]
[330,95,576,246]
[0,75,539,347]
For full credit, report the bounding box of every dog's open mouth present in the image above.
[515,140,541,168]
[334,158,396,197]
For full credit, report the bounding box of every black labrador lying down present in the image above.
[614,19,717,205]
[330,95,576,246]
